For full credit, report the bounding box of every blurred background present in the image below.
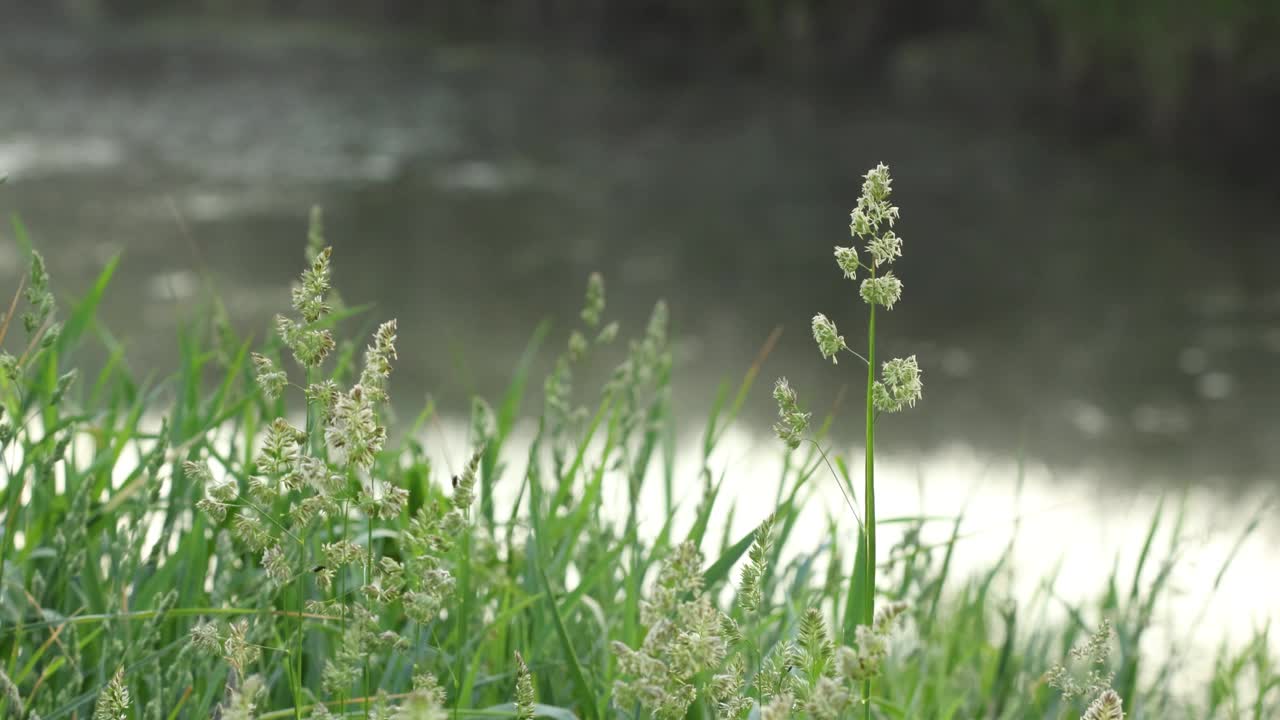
[0,0,1278,498]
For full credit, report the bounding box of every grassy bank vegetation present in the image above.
[0,170,1276,719]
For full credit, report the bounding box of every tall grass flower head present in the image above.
[772,378,810,450]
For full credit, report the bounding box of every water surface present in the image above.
[1,22,1277,490]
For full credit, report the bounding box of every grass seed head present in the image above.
[92,668,130,720]
[514,651,536,720]
[859,273,903,310]
[811,314,846,363]
[873,356,923,413]
[804,676,850,720]
[834,245,859,280]
[761,693,794,720]
[251,352,287,400]
[360,319,399,403]
[1082,689,1125,720]
[772,378,811,450]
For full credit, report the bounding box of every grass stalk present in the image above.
[862,303,877,720]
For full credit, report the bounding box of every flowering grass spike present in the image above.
[1082,690,1125,720]
[772,378,811,450]
[93,668,131,720]
[811,314,846,363]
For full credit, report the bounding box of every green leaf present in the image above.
[536,562,598,720]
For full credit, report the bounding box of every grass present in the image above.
[0,181,1275,720]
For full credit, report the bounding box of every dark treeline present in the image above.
[11,0,1280,181]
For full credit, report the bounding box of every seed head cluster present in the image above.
[792,162,923,438]
[836,601,909,683]
[1047,619,1116,701]
[737,514,775,613]
[92,668,131,720]
[612,542,729,720]
[181,236,486,710]
[771,378,811,450]
[811,314,846,364]
[1082,689,1125,720]
[872,355,923,413]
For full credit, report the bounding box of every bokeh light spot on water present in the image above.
[1197,371,1234,400]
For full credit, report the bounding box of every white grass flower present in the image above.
[838,601,909,683]
[1072,619,1114,664]
[234,513,273,552]
[249,474,280,502]
[614,541,728,720]
[290,495,335,526]
[188,459,237,521]
[322,658,360,699]
[223,619,260,676]
[372,484,409,519]
[276,314,335,369]
[873,600,910,633]
[834,246,859,280]
[805,676,850,720]
[859,273,903,310]
[396,693,448,720]
[297,454,344,497]
[322,540,363,568]
[709,657,751,720]
[872,356,923,413]
[221,674,265,720]
[849,163,898,239]
[772,378,811,450]
[292,246,333,324]
[413,670,448,701]
[325,385,385,469]
[397,672,448,720]
[836,643,874,684]
[183,459,213,489]
[1049,619,1116,701]
[306,379,340,423]
[260,417,303,476]
[251,352,287,400]
[811,314,846,363]
[404,587,447,623]
[315,565,335,592]
[760,693,794,720]
[1082,690,1125,720]
[190,621,222,654]
[195,496,227,523]
[262,544,291,587]
[866,231,902,267]
[92,668,130,720]
[359,319,398,403]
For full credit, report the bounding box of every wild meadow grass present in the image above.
[0,168,1276,719]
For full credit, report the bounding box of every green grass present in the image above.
[0,202,1274,720]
